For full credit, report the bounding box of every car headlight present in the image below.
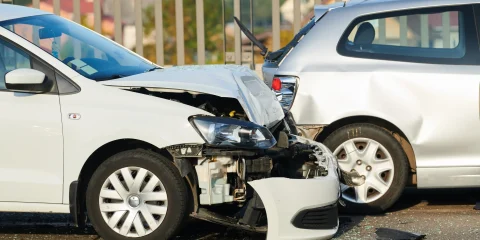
[189,116,277,149]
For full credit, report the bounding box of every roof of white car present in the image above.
[0,4,50,22]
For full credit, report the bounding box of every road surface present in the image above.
[0,188,479,239]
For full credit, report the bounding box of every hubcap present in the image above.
[128,195,141,208]
[334,138,394,204]
[99,167,168,238]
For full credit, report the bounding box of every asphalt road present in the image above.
[0,188,479,240]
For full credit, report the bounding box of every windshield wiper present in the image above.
[96,66,162,82]
[96,74,126,81]
[233,17,270,59]
[146,66,162,72]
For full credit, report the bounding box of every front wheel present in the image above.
[86,150,188,240]
[324,123,409,214]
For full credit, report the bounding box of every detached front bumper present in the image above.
[249,136,340,240]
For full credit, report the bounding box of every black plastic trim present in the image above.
[291,203,338,230]
[5,82,50,93]
[283,109,298,135]
[56,71,81,95]
[69,181,85,228]
[68,181,79,226]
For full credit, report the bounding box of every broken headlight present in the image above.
[189,116,276,149]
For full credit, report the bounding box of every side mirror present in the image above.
[5,69,48,93]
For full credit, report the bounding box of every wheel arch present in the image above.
[71,138,197,227]
[315,115,417,174]
[79,139,168,186]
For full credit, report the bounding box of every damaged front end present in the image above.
[104,65,364,239]
[165,116,348,240]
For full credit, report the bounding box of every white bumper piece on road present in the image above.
[249,149,340,240]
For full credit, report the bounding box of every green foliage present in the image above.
[12,0,32,6]
[224,0,287,24]
[141,0,288,65]
[142,0,224,65]
[13,0,291,66]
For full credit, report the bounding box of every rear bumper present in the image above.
[249,144,340,240]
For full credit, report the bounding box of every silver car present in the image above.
[238,0,480,213]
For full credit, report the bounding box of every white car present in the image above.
[257,0,480,213]
[0,4,341,240]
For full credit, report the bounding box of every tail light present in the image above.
[272,77,282,91]
[271,76,298,110]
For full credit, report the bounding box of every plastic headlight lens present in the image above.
[190,116,277,149]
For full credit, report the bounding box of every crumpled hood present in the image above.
[102,65,285,128]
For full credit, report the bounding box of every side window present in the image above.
[0,39,31,90]
[338,6,476,64]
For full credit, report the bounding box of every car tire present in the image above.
[86,149,188,240]
[323,123,408,214]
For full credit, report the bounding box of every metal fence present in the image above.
[0,0,320,71]
[0,0,457,73]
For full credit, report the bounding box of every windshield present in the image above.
[0,14,156,81]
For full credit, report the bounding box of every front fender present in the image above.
[61,80,210,204]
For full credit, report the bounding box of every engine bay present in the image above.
[128,87,249,120]
[165,133,331,230]
[125,86,354,231]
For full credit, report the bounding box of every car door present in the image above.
[0,37,64,203]
[331,5,480,188]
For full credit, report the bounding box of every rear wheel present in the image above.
[86,150,188,240]
[324,123,408,214]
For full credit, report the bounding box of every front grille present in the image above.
[291,203,338,229]
[245,156,273,173]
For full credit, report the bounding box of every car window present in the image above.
[0,38,31,90]
[345,11,464,58]
[347,12,461,48]
[0,15,156,81]
[337,6,478,65]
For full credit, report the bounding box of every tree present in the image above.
[12,0,32,6]
[140,0,288,65]
[142,0,225,65]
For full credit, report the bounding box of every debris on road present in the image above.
[375,228,426,240]
[473,201,480,210]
